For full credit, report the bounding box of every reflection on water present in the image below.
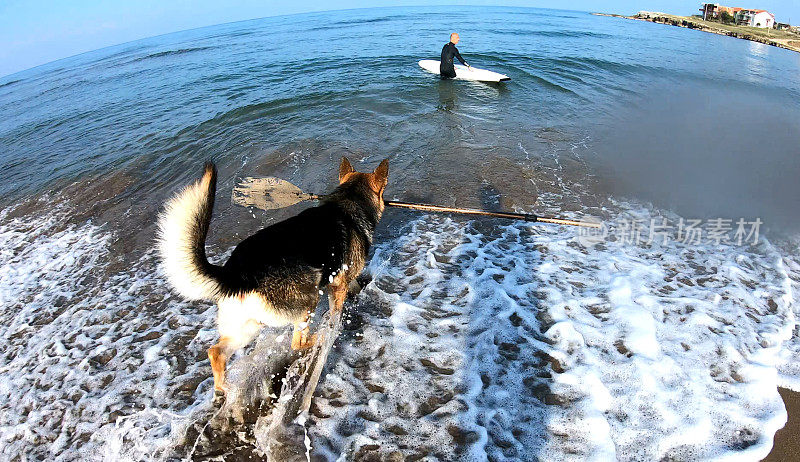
[593,83,800,234]
[437,79,458,111]
[745,40,769,82]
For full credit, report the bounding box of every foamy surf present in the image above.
[306,206,800,460]
[1,194,799,460]
[0,200,217,461]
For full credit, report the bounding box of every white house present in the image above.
[736,9,775,28]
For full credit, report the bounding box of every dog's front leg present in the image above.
[328,279,348,316]
[291,312,317,350]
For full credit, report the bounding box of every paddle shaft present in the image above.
[384,200,599,228]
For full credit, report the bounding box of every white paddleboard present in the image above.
[418,59,510,82]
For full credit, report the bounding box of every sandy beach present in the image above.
[764,388,800,461]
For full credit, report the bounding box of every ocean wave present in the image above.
[0,79,22,89]
[306,205,799,459]
[543,56,655,77]
[333,15,408,26]
[126,46,215,64]
[517,71,585,98]
[307,14,410,31]
[486,29,614,39]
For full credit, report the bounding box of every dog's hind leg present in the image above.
[208,339,234,393]
[210,310,263,393]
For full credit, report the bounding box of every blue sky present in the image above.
[2,0,799,77]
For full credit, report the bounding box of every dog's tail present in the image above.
[157,162,226,301]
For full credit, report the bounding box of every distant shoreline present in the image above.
[593,12,800,54]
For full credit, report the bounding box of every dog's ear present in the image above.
[339,156,355,183]
[373,158,389,185]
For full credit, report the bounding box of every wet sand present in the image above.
[764,388,800,461]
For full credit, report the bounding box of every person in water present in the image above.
[440,33,470,79]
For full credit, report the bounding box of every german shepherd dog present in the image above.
[157,157,388,393]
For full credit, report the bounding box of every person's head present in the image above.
[450,33,459,44]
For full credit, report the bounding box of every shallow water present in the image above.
[1,6,799,461]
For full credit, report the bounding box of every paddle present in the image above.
[232,176,601,228]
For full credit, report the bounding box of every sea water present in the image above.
[1,6,799,460]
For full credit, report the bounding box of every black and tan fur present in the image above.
[157,157,388,392]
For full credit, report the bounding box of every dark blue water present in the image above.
[2,6,800,461]
[2,6,798,224]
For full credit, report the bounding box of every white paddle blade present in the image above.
[232,177,316,210]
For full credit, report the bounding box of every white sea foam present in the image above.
[306,204,800,460]
[0,202,216,461]
[775,239,800,392]
[2,196,799,460]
